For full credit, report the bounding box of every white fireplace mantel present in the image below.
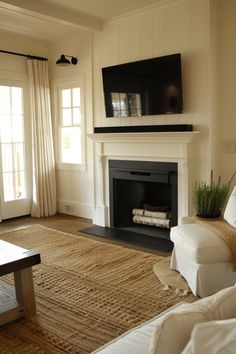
[88,131,199,144]
[89,131,199,226]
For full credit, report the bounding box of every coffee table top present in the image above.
[0,240,41,276]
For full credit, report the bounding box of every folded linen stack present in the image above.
[132,208,171,228]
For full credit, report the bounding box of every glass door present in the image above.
[0,84,31,220]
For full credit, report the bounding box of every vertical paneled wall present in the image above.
[218,0,236,181]
[48,33,95,219]
[93,0,213,182]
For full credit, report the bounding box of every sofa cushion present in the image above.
[196,285,236,319]
[181,319,236,354]
[148,303,208,354]
[91,302,185,354]
[149,286,236,354]
[224,185,236,228]
[170,224,231,263]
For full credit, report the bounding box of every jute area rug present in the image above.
[0,225,196,354]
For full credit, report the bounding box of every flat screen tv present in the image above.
[102,53,183,118]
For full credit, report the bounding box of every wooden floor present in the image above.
[0,213,169,256]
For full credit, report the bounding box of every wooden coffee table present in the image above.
[0,240,41,325]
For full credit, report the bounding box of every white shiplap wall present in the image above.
[218,0,236,180]
[92,0,213,182]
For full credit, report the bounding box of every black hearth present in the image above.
[109,160,178,241]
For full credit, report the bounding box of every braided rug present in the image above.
[0,225,195,353]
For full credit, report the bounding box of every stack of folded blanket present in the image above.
[132,205,171,228]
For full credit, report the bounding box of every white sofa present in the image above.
[92,286,236,354]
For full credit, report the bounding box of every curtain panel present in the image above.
[27,60,56,217]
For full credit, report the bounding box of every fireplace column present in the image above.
[93,142,108,226]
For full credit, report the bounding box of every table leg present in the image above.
[14,267,36,317]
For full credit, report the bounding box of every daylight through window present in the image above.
[0,86,26,201]
[59,86,82,164]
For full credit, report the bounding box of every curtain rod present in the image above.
[0,49,48,61]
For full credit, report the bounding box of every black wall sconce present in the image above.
[56,54,78,66]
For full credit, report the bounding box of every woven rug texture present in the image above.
[0,226,195,353]
[153,257,191,293]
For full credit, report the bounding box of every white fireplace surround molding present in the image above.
[88,131,199,227]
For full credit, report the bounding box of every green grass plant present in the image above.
[193,170,236,218]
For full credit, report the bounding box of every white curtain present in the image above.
[27,59,56,217]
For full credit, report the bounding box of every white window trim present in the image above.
[52,75,86,172]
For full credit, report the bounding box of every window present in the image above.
[56,82,84,167]
[0,86,26,201]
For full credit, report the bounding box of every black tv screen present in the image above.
[102,53,183,118]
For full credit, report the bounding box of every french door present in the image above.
[0,82,32,220]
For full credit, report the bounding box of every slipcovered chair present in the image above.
[170,185,236,297]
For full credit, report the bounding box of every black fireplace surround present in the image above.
[109,160,178,241]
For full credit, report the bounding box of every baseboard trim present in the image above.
[57,199,94,219]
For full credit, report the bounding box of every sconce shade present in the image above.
[56,54,78,66]
[56,54,70,66]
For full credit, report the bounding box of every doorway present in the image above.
[0,83,32,220]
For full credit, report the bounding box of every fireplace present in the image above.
[88,129,199,250]
[109,160,177,240]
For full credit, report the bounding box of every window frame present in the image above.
[0,71,32,220]
[52,76,86,172]
[0,84,27,201]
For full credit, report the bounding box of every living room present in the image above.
[0,0,235,224]
[0,0,236,353]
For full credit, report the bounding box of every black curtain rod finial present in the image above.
[27,55,48,61]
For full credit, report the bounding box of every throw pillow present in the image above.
[181,319,236,354]
[196,285,236,319]
[224,185,236,228]
[148,303,209,354]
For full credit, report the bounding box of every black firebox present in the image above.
[109,160,178,241]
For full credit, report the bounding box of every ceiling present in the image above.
[0,0,166,42]
[41,0,163,21]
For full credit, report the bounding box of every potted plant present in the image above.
[193,170,235,218]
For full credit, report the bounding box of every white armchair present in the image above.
[170,186,236,297]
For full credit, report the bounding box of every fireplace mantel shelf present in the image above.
[88,131,199,144]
